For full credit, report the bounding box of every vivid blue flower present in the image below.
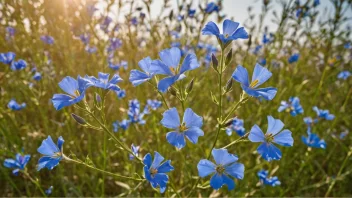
[313,0,320,7]
[232,63,277,100]
[344,42,351,49]
[313,106,334,120]
[278,97,304,116]
[301,132,326,149]
[52,76,93,110]
[253,45,262,55]
[150,47,200,92]
[258,57,266,66]
[197,148,244,190]
[143,151,174,193]
[107,38,122,52]
[226,118,246,136]
[0,52,15,64]
[45,186,53,195]
[339,131,349,140]
[161,107,204,149]
[188,9,196,17]
[262,33,274,44]
[86,72,122,92]
[40,35,54,45]
[288,53,299,63]
[129,144,140,160]
[129,57,155,86]
[202,19,248,45]
[128,99,146,124]
[33,72,42,81]
[11,59,27,71]
[248,116,293,161]
[205,2,219,13]
[4,153,31,175]
[8,99,26,111]
[337,71,351,80]
[116,89,126,99]
[257,170,281,187]
[37,136,65,171]
[119,119,130,130]
[147,99,162,111]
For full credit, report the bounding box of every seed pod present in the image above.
[95,93,101,103]
[211,54,218,71]
[223,118,234,127]
[168,87,177,96]
[225,48,233,66]
[225,78,233,93]
[186,78,194,93]
[71,113,87,125]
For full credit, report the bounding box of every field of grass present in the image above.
[0,0,351,197]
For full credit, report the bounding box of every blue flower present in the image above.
[86,72,122,92]
[161,108,204,149]
[337,71,351,80]
[131,17,138,25]
[85,45,97,54]
[278,97,304,116]
[226,118,246,136]
[205,2,219,13]
[40,35,54,45]
[147,99,162,110]
[4,153,31,175]
[52,76,93,110]
[313,106,334,120]
[258,57,266,66]
[33,72,42,81]
[45,186,53,195]
[262,33,274,44]
[301,132,326,149]
[313,0,320,7]
[119,119,130,130]
[188,9,196,17]
[143,152,174,193]
[257,170,281,187]
[112,121,119,132]
[197,148,244,190]
[248,116,293,161]
[232,63,277,100]
[116,89,126,99]
[150,47,200,92]
[107,38,122,52]
[79,33,90,45]
[109,60,128,70]
[129,144,140,160]
[8,99,26,111]
[128,99,146,124]
[0,52,15,64]
[11,59,27,71]
[129,57,155,86]
[253,45,262,55]
[37,136,65,171]
[288,53,299,63]
[202,19,248,45]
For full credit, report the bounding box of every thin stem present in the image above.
[65,157,144,181]
[222,132,250,149]
[147,81,170,110]
[222,94,249,124]
[22,171,47,197]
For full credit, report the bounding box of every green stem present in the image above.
[22,171,47,197]
[222,132,250,149]
[148,81,170,110]
[65,157,144,181]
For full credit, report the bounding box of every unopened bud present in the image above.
[168,87,177,96]
[71,113,87,125]
[211,54,218,71]
[186,78,194,93]
[225,49,233,66]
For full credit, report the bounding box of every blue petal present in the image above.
[183,108,203,128]
[242,86,277,100]
[58,77,78,96]
[143,153,152,168]
[129,70,151,86]
[37,156,60,171]
[159,47,181,69]
[158,75,179,93]
[197,159,216,177]
[257,143,282,161]
[150,60,173,76]
[157,160,174,173]
[77,76,93,93]
[210,173,224,190]
[222,174,235,190]
[57,136,65,151]
[248,125,265,142]
[223,19,239,36]
[138,56,152,73]
[212,148,238,166]
[273,129,293,146]
[232,65,249,86]
[109,74,123,84]
[144,165,152,181]
[4,159,20,169]
[266,116,284,136]
[166,132,186,149]
[225,163,244,179]
[184,127,204,144]
[151,173,169,193]
[12,169,20,176]
[151,151,164,169]
[98,72,110,84]
[51,93,85,110]
[37,136,60,156]
[231,27,248,39]
[251,63,272,88]
[179,53,199,74]
[161,107,180,129]
[202,21,220,36]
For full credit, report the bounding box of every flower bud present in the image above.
[71,113,87,125]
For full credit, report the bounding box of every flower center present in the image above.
[249,79,259,88]
[216,165,225,174]
[179,123,188,132]
[265,133,274,143]
[150,168,158,176]
[225,33,229,38]
[53,152,62,158]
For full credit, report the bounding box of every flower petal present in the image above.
[210,173,223,190]
[257,143,282,161]
[138,56,152,73]
[179,53,199,74]
[184,127,204,144]
[231,27,248,39]
[197,159,216,178]
[157,160,174,173]
[129,70,151,86]
[161,107,180,129]
[273,129,293,146]
[159,47,181,69]
[183,108,203,128]
[150,60,173,76]
[251,63,272,88]
[202,21,220,36]
[225,163,244,179]
[151,151,165,169]
[212,148,238,166]
[166,132,186,149]
[37,136,60,156]
[157,76,179,93]
[248,124,265,142]
[232,65,249,86]
[58,76,78,96]
[143,153,152,168]
[266,116,284,136]
[223,19,239,36]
